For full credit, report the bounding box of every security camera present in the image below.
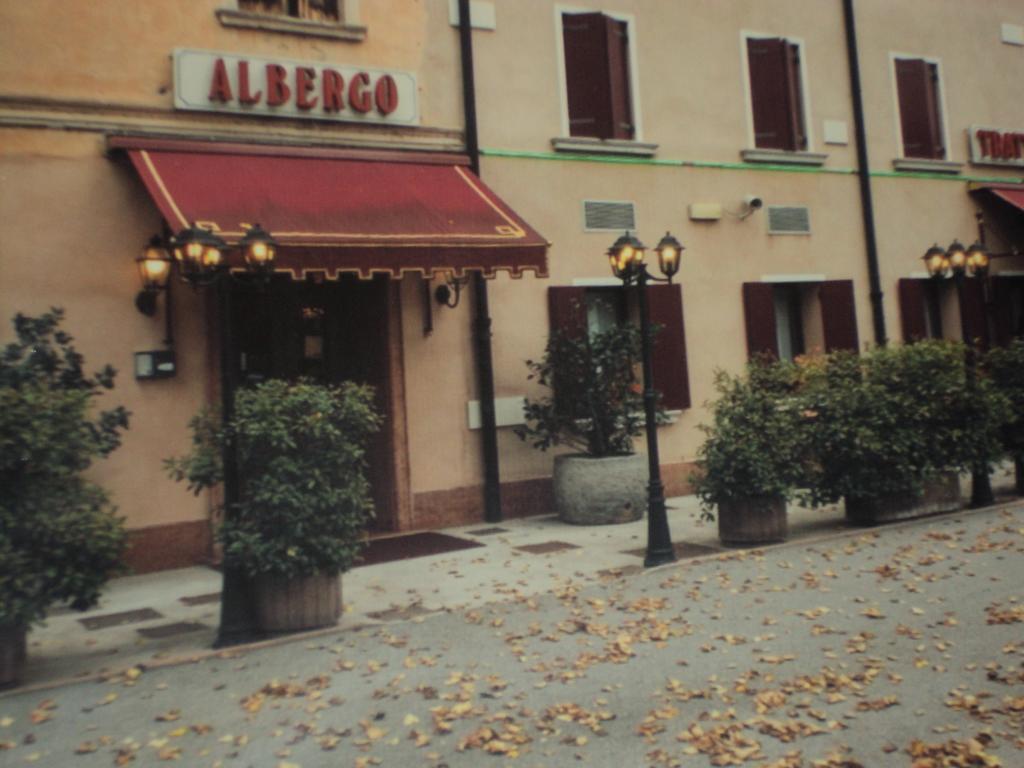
[743,195,763,210]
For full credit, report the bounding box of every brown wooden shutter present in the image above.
[958,279,989,349]
[895,58,943,159]
[563,13,616,139]
[647,283,690,410]
[548,286,587,339]
[748,38,797,151]
[991,277,1019,347]
[786,42,807,150]
[605,17,634,140]
[820,280,860,353]
[742,282,779,359]
[898,278,928,342]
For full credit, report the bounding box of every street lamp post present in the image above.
[607,231,682,567]
[163,222,278,645]
[921,238,995,508]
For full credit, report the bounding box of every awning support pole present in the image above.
[459,0,502,523]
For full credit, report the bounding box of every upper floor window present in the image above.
[894,57,945,159]
[746,36,807,152]
[240,0,339,22]
[560,12,634,141]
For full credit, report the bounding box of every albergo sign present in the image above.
[969,125,1024,168]
[173,49,419,126]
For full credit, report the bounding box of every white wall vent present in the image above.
[583,200,636,232]
[767,205,811,235]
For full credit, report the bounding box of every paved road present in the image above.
[1,504,1022,767]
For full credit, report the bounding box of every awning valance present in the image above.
[111,137,548,279]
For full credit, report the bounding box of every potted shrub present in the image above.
[0,310,129,686]
[167,378,380,632]
[692,358,806,545]
[800,342,1008,525]
[985,339,1024,495]
[515,322,659,524]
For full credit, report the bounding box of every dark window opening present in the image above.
[747,37,807,151]
[895,57,944,159]
[773,284,806,361]
[562,12,634,140]
[584,287,628,337]
[239,0,339,22]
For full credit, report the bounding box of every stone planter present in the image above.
[845,472,962,526]
[0,623,27,689]
[717,496,787,546]
[553,453,646,525]
[253,572,341,633]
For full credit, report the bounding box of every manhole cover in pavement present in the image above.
[622,542,721,560]
[79,608,164,631]
[137,622,208,639]
[179,592,221,606]
[515,540,581,555]
[465,527,509,536]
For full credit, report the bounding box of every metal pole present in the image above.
[214,275,260,647]
[636,267,676,567]
[955,272,995,509]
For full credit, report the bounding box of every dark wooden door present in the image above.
[231,275,397,531]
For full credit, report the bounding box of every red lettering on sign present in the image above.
[237,61,261,105]
[1004,132,1020,160]
[266,64,291,107]
[349,72,372,113]
[976,129,992,157]
[322,69,345,112]
[208,58,233,103]
[375,74,399,116]
[295,67,318,110]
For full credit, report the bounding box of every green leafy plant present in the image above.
[0,309,129,628]
[799,341,1009,506]
[515,322,659,457]
[692,357,808,519]
[167,378,381,579]
[984,338,1024,491]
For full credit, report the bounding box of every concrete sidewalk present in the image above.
[10,466,1021,694]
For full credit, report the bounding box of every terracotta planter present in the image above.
[717,496,787,546]
[845,472,962,526]
[0,624,27,689]
[553,453,646,525]
[253,572,341,633]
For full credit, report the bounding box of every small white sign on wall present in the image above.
[173,48,419,127]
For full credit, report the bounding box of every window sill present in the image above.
[552,137,658,157]
[740,148,828,167]
[215,9,367,41]
[891,158,963,174]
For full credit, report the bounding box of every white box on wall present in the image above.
[823,120,849,145]
[1002,23,1024,45]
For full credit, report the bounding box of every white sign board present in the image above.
[968,125,1024,169]
[173,48,419,127]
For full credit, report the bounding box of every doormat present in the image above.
[356,532,484,567]
[78,607,163,631]
[515,540,580,555]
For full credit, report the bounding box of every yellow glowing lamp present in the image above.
[654,232,683,281]
[965,241,989,277]
[607,231,646,280]
[946,239,967,275]
[922,243,948,278]
[136,236,172,291]
[240,223,278,273]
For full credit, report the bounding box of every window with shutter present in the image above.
[743,280,858,361]
[547,285,690,411]
[562,12,634,140]
[746,36,807,151]
[894,57,945,159]
[992,277,1024,346]
[898,278,945,342]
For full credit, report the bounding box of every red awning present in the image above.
[971,183,1024,213]
[112,137,548,278]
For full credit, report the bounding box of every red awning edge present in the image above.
[111,137,549,279]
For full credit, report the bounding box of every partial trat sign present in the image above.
[173,49,419,126]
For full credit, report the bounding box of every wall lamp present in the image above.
[134,235,173,316]
[434,271,471,308]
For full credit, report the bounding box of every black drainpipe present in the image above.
[843,0,887,346]
[459,0,502,523]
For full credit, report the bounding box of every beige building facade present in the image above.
[2,1,1023,572]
